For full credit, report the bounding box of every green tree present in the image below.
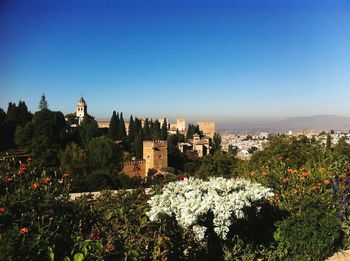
[108,111,118,140]
[210,132,222,154]
[195,151,239,179]
[186,124,201,139]
[326,134,332,150]
[143,118,151,140]
[15,109,67,167]
[161,118,168,140]
[152,120,161,140]
[128,115,135,143]
[39,94,48,111]
[79,117,99,148]
[118,112,127,141]
[87,136,122,172]
[135,129,144,160]
[167,134,185,170]
[0,108,11,151]
[59,142,88,178]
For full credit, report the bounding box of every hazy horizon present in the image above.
[1,0,349,120]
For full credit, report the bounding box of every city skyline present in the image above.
[1,0,350,121]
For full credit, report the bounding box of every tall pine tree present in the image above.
[118,112,127,141]
[143,118,151,140]
[161,118,168,140]
[152,120,161,140]
[128,115,135,143]
[108,111,118,140]
[135,129,144,160]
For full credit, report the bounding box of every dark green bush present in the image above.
[274,200,344,261]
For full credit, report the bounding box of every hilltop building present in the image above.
[143,140,168,175]
[179,133,211,157]
[76,97,87,125]
[65,97,88,126]
[198,121,215,139]
[122,140,168,178]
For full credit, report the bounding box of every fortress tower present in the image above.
[76,97,87,125]
[143,140,168,176]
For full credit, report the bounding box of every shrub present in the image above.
[274,200,344,261]
[0,163,92,260]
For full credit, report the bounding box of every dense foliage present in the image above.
[2,98,350,260]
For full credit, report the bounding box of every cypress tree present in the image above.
[128,115,135,143]
[135,129,144,160]
[115,112,120,140]
[186,124,196,139]
[134,117,141,138]
[152,120,161,140]
[326,134,332,150]
[118,112,127,141]
[108,111,118,140]
[161,118,168,140]
[149,119,154,139]
[143,118,151,140]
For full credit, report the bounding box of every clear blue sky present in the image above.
[0,0,349,123]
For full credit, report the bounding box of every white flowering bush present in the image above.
[147,177,274,240]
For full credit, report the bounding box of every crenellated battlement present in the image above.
[122,160,146,166]
[143,140,167,147]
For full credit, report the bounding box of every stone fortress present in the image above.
[69,97,215,178]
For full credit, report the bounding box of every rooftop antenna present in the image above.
[81,91,83,98]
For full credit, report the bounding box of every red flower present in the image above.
[48,216,54,221]
[20,227,29,234]
[31,182,40,189]
[43,177,52,183]
[89,228,100,240]
[62,173,70,179]
[7,177,14,183]
[178,175,186,181]
[0,208,6,214]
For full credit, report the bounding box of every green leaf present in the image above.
[63,257,71,261]
[73,253,84,261]
[48,247,55,261]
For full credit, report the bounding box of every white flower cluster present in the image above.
[146,177,274,240]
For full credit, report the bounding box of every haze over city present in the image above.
[1,0,349,127]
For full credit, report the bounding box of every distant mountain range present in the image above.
[219,115,350,132]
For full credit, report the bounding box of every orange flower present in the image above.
[301,172,309,178]
[319,167,325,172]
[20,227,29,234]
[317,182,322,187]
[300,176,305,181]
[31,182,40,189]
[62,173,70,179]
[43,177,52,183]
[0,208,6,214]
[312,186,318,191]
[323,179,330,185]
[282,178,290,184]
[287,168,297,174]
[262,171,267,177]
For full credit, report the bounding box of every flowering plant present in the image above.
[147,177,274,240]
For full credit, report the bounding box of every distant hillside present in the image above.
[219,115,350,131]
